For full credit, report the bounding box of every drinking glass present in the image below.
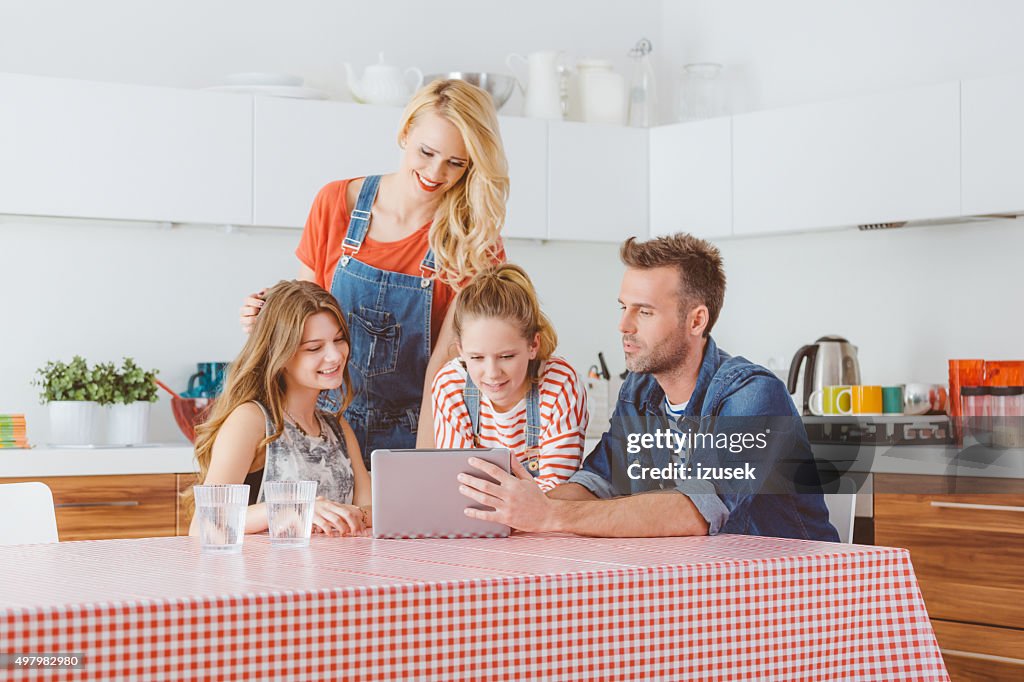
[265,480,318,547]
[194,484,249,554]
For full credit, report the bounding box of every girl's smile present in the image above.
[458,317,539,413]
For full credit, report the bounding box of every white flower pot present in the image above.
[107,401,151,446]
[48,401,100,446]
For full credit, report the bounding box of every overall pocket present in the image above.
[348,307,401,378]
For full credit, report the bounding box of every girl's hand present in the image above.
[239,290,266,334]
[311,497,369,536]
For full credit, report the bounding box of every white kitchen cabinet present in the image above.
[649,118,731,239]
[253,99,403,228]
[962,73,1024,215]
[0,73,252,225]
[547,121,648,243]
[499,116,547,240]
[733,82,960,236]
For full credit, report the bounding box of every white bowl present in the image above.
[222,72,304,88]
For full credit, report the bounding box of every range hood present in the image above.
[856,213,1022,231]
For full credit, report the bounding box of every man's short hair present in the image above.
[619,233,726,337]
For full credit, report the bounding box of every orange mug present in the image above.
[851,385,883,415]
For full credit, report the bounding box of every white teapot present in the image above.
[344,53,424,107]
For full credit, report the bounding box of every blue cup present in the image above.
[186,362,227,398]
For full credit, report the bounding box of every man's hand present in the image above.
[458,457,557,532]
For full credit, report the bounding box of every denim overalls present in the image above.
[322,175,434,469]
[463,373,542,478]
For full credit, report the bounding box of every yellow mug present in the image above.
[851,385,883,415]
[808,385,853,416]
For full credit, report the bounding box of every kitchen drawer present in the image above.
[875,474,1024,630]
[176,473,199,536]
[6,474,178,541]
[874,473,1024,534]
[932,619,1024,682]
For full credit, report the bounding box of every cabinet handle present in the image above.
[940,648,1024,666]
[55,501,140,509]
[929,501,1024,513]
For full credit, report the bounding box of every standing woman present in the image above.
[241,80,509,465]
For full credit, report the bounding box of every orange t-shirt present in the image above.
[295,178,503,343]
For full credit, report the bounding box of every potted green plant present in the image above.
[103,358,159,446]
[33,356,102,445]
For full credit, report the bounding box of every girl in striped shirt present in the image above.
[431,264,587,491]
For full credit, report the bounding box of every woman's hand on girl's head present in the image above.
[311,497,368,536]
[239,289,266,334]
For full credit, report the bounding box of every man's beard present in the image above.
[623,332,693,375]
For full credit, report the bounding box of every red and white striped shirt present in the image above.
[432,356,588,491]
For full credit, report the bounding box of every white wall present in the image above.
[0,0,651,443]
[660,0,1024,116]
[710,219,1024,386]
[0,0,660,110]
[4,0,1024,445]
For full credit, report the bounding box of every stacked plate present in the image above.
[205,72,328,100]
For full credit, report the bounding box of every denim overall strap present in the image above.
[464,373,541,478]
[339,175,381,265]
[464,372,482,441]
[324,176,435,468]
[524,382,541,449]
[419,247,437,288]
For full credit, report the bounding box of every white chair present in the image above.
[0,482,59,545]
[823,493,857,543]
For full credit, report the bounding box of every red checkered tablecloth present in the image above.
[0,533,947,681]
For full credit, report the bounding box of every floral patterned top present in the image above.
[251,401,355,505]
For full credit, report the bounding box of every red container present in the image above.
[948,359,984,445]
[170,397,214,443]
[983,360,1024,387]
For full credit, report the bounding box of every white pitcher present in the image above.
[506,51,564,120]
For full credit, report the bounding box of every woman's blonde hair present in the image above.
[453,263,557,381]
[399,79,509,290]
[185,280,353,510]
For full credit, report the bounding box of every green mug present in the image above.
[882,386,904,414]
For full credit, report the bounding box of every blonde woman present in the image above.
[191,280,371,536]
[432,264,588,491]
[240,79,509,464]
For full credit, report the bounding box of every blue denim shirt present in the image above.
[569,336,839,541]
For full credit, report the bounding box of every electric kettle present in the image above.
[787,336,862,415]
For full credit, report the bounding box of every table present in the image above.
[0,533,948,681]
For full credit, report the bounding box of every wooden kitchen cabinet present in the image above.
[176,473,200,536]
[650,118,731,239]
[732,82,960,236]
[5,474,180,541]
[547,121,648,242]
[252,98,402,228]
[962,73,1024,216]
[874,473,1024,681]
[0,73,252,225]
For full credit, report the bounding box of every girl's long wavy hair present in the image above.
[184,280,353,511]
[400,79,509,289]
[453,263,557,382]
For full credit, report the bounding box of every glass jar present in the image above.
[990,386,1024,449]
[627,38,657,127]
[960,386,992,447]
[675,62,726,122]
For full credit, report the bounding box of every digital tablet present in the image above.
[370,448,511,539]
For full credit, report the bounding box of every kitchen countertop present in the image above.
[4,439,1020,482]
[0,444,197,477]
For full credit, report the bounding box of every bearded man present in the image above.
[458,233,838,540]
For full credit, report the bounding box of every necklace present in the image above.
[283,407,326,441]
